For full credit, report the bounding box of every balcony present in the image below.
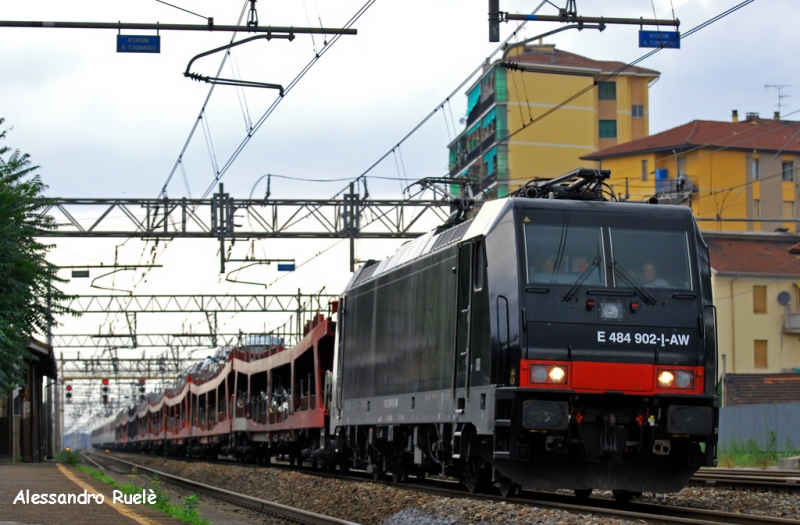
[654,177,697,204]
[784,313,800,333]
[449,131,497,177]
[466,93,495,127]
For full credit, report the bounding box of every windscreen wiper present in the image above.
[562,257,600,302]
[613,262,657,306]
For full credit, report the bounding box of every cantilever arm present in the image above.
[183,33,295,93]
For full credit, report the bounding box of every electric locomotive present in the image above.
[329,169,718,500]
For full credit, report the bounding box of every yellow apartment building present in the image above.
[448,44,659,198]
[581,112,800,232]
[706,231,800,377]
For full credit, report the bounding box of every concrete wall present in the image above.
[719,401,800,449]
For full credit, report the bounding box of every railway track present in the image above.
[693,467,800,491]
[90,451,800,525]
[82,452,359,525]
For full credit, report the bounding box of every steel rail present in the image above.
[87,452,361,525]
[699,468,800,478]
[691,471,800,491]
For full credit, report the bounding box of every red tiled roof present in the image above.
[511,45,660,77]
[705,233,800,276]
[582,118,800,160]
[724,373,800,406]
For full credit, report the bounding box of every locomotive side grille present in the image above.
[353,262,379,285]
[431,220,473,252]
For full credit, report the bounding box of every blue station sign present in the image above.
[638,30,680,49]
[277,263,296,272]
[117,35,161,53]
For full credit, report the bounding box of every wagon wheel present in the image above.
[612,490,638,503]
[498,476,520,498]
[574,488,593,500]
[371,466,383,481]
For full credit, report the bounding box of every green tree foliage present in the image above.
[0,118,73,392]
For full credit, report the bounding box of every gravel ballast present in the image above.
[113,454,800,524]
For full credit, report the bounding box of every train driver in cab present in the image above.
[642,262,669,288]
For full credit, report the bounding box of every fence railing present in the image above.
[719,401,800,450]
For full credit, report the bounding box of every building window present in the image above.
[753,285,767,313]
[753,199,761,219]
[632,104,644,118]
[598,82,616,100]
[641,159,648,181]
[752,158,760,180]
[599,120,617,138]
[754,340,768,368]
[785,201,796,220]
[783,161,794,181]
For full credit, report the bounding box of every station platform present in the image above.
[0,461,185,525]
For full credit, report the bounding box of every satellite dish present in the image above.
[777,291,791,306]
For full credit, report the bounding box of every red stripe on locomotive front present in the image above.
[520,359,705,395]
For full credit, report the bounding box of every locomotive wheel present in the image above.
[391,468,407,483]
[498,477,520,498]
[574,489,593,500]
[371,466,383,481]
[612,490,637,503]
[340,460,351,476]
[462,432,487,493]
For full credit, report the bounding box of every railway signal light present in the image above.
[66,384,72,401]
[139,379,145,393]
[488,0,500,42]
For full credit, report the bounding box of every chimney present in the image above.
[774,111,780,121]
[732,110,739,123]
[746,112,760,121]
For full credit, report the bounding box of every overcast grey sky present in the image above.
[1,0,795,370]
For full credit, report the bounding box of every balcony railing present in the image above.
[654,177,696,204]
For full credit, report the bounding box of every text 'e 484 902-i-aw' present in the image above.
[330,168,718,499]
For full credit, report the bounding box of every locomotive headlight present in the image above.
[657,370,675,387]
[675,371,693,388]
[531,366,548,383]
[599,301,623,320]
[657,369,694,389]
[548,366,566,383]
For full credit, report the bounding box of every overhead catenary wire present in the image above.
[230,50,254,132]
[155,0,209,21]
[198,0,378,200]
[351,10,543,184]
[158,0,250,198]
[500,0,756,147]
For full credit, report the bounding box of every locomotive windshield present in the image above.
[524,223,693,291]
[524,224,605,285]
[609,228,692,290]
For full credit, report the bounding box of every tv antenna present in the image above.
[765,84,791,116]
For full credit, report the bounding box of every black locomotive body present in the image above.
[330,194,718,496]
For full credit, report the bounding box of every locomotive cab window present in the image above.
[609,229,692,290]
[524,224,605,285]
